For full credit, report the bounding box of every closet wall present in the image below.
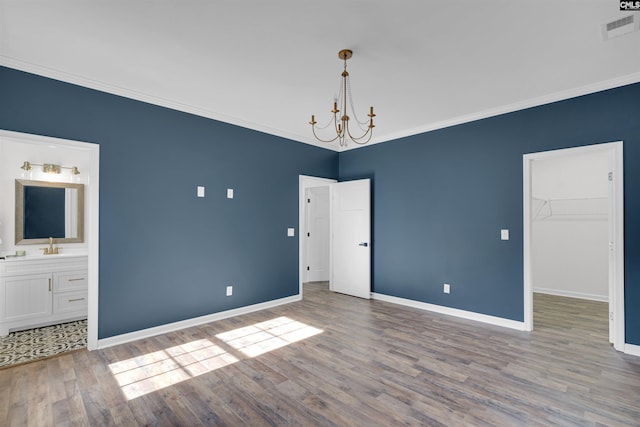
[531,151,609,301]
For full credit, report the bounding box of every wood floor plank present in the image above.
[2,284,640,426]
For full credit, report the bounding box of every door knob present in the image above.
[358,242,368,247]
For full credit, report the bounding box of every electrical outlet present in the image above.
[443,283,450,294]
[226,286,233,296]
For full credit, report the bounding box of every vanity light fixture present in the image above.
[21,161,80,175]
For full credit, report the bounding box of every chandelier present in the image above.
[309,49,375,147]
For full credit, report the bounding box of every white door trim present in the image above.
[0,129,100,351]
[523,141,624,351]
[299,175,337,297]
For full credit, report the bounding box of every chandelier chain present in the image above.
[346,76,371,130]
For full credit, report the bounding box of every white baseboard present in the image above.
[533,287,608,302]
[372,293,526,331]
[624,343,640,357]
[97,294,301,349]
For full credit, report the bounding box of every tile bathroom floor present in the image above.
[0,319,86,368]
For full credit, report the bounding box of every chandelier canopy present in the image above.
[309,49,375,147]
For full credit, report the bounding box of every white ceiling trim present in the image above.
[343,71,640,151]
[0,55,334,151]
[2,55,640,154]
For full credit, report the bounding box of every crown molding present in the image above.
[0,55,338,152]
[3,55,638,154]
[343,71,640,151]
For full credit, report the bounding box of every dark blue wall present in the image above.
[0,66,338,339]
[3,65,640,345]
[339,82,640,344]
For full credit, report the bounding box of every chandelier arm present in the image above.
[313,112,337,130]
[346,124,373,143]
[311,125,340,143]
[348,127,374,145]
[352,133,373,145]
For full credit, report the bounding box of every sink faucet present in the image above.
[41,237,59,255]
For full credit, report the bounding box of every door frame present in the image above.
[299,175,337,297]
[0,129,100,350]
[522,141,624,351]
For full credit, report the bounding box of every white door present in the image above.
[305,187,330,282]
[330,179,371,299]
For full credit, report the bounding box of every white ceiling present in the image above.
[1,1,639,152]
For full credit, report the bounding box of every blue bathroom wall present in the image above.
[339,82,640,344]
[0,66,338,339]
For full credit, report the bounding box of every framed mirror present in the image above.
[15,179,85,245]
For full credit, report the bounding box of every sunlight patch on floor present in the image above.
[109,338,237,400]
[108,316,322,400]
[216,316,323,357]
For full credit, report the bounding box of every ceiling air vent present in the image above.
[602,15,638,40]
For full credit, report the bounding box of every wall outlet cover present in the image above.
[197,186,205,197]
[226,286,233,296]
[444,283,450,294]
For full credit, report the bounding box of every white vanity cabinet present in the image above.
[2,273,53,324]
[0,255,88,336]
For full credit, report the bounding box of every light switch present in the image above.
[501,229,509,240]
[197,186,205,198]
[227,188,234,199]
[287,228,295,237]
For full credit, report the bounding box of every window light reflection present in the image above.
[215,316,323,357]
[108,317,322,400]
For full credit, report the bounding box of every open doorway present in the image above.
[299,176,336,298]
[304,186,330,283]
[0,130,99,354]
[523,142,624,351]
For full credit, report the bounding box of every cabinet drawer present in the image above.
[54,270,88,293]
[53,291,88,315]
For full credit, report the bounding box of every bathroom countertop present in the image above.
[0,253,88,262]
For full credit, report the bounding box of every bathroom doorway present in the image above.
[0,130,99,365]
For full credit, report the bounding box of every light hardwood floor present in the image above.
[1,283,639,426]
